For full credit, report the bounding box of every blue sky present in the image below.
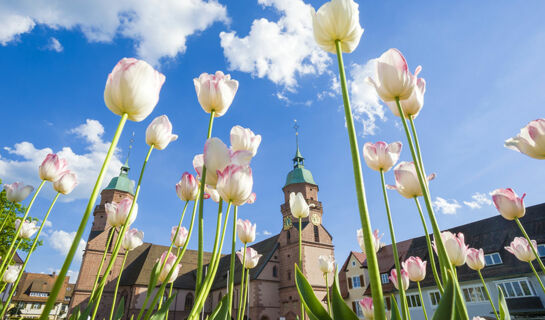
[1,0,545,282]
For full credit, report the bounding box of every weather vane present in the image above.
[293,119,299,149]
[127,131,135,162]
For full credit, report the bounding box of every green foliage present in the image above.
[150,293,177,320]
[114,296,125,320]
[208,294,230,320]
[390,295,402,320]
[331,271,358,320]
[498,287,511,320]
[294,264,331,320]
[432,271,456,320]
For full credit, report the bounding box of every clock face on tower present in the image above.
[283,216,292,230]
[311,213,321,226]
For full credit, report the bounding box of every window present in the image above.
[30,292,49,297]
[287,271,291,280]
[429,291,441,306]
[287,231,291,242]
[538,244,545,257]
[352,261,356,266]
[314,226,320,242]
[184,293,194,310]
[484,253,502,266]
[462,285,488,303]
[32,303,42,309]
[272,266,278,278]
[381,273,389,284]
[496,278,535,298]
[406,293,421,308]
[352,276,361,288]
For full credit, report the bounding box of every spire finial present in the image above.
[293,120,304,168]
[121,132,135,175]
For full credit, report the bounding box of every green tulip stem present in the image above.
[476,270,499,319]
[228,205,239,314]
[237,243,247,320]
[40,112,128,319]
[240,268,250,320]
[417,282,428,320]
[334,39,385,320]
[0,192,60,318]
[529,262,545,295]
[515,217,545,274]
[165,246,181,320]
[380,169,409,319]
[325,273,331,316]
[0,203,14,235]
[298,216,305,320]
[91,144,154,320]
[90,227,116,297]
[108,250,129,320]
[414,198,443,293]
[196,110,216,294]
[0,180,46,275]
[0,238,24,284]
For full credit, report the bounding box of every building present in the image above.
[340,203,545,319]
[6,272,73,319]
[70,139,335,319]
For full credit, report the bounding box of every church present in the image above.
[69,141,336,320]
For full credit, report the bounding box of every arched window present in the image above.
[287,271,291,280]
[314,226,319,242]
[287,231,291,242]
[272,266,278,278]
[185,293,194,310]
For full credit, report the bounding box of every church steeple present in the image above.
[105,133,135,194]
[293,120,305,169]
[285,120,316,186]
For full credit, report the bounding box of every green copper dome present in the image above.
[105,161,135,194]
[284,135,316,187]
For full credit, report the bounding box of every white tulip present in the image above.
[388,162,435,199]
[145,115,178,150]
[14,219,38,239]
[3,265,21,283]
[216,165,253,206]
[318,255,335,274]
[289,192,310,219]
[194,71,239,117]
[4,182,33,203]
[230,125,262,157]
[53,171,78,195]
[122,228,144,251]
[105,198,138,228]
[362,141,402,172]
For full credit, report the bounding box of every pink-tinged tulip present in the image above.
[246,192,256,204]
[145,115,178,150]
[157,251,181,283]
[122,228,144,251]
[505,119,545,159]
[433,231,468,267]
[4,182,33,203]
[53,171,78,195]
[194,71,239,117]
[176,172,199,202]
[386,77,426,118]
[367,49,421,102]
[311,0,364,54]
[104,58,165,122]
[216,165,253,206]
[3,265,21,283]
[204,185,221,203]
[237,219,256,244]
[491,188,526,221]
[473,317,486,320]
[362,141,402,172]
[387,161,435,199]
[389,268,410,291]
[105,198,138,227]
[359,297,374,319]
[14,219,38,239]
[402,256,427,282]
[289,192,310,219]
[192,154,204,178]
[230,125,262,157]
[505,237,537,262]
[357,229,382,256]
[39,154,68,182]
[318,255,335,274]
[171,226,189,248]
[466,248,485,271]
[236,247,262,269]
[203,138,231,187]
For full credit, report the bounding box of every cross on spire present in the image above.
[293,120,304,168]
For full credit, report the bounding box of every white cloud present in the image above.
[262,230,272,236]
[48,268,79,283]
[49,230,86,262]
[0,119,124,202]
[463,192,493,209]
[43,220,53,229]
[46,37,63,52]
[433,197,461,215]
[0,0,228,65]
[220,0,330,89]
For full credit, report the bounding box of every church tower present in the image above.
[69,161,135,315]
[277,122,335,320]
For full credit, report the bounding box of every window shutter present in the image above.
[348,278,353,289]
[359,275,364,286]
[352,301,357,312]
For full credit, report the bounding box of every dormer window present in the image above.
[537,244,545,257]
[484,252,502,266]
[381,273,389,284]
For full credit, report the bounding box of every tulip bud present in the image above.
[194,71,239,117]
[216,165,253,206]
[237,219,256,244]
[39,154,68,182]
[402,256,427,282]
[3,265,21,283]
[359,297,374,319]
[53,171,78,195]
[505,237,537,262]
[466,248,485,271]
[318,255,335,274]
[505,119,545,159]
[433,231,468,267]
[289,192,310,219]
[388,161,435,199]
[236,247,262,269]
[367,48,421,102]
[362,141,402,172]
[491,188,526,221]
[389,268,410,291]
[122,228,144,251]
[176,172,199,202]
[104,58,165,122]
[4,182,34,203]
[171,226,189,248]
[105,198,138,228]
[14,219,38,239]
[157,251,181,283]
[145,115,178,150]
[357,229,382,256]
[311,0,364,53]
[203,138,231,187]
[230,125,262,157]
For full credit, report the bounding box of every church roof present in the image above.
[285,167,316,186]
[105,161,134,195]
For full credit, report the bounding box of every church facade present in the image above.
[70,145,335,320]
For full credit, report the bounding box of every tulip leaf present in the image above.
[294,264,332,320]
[114,296,125,320]
[147,262,160,298]
[150,292,177,320]
[331,271,359,320]
[432,271,456,320]
[498,287,511,320]
[390,295,402,320]
[208,295,230,320]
